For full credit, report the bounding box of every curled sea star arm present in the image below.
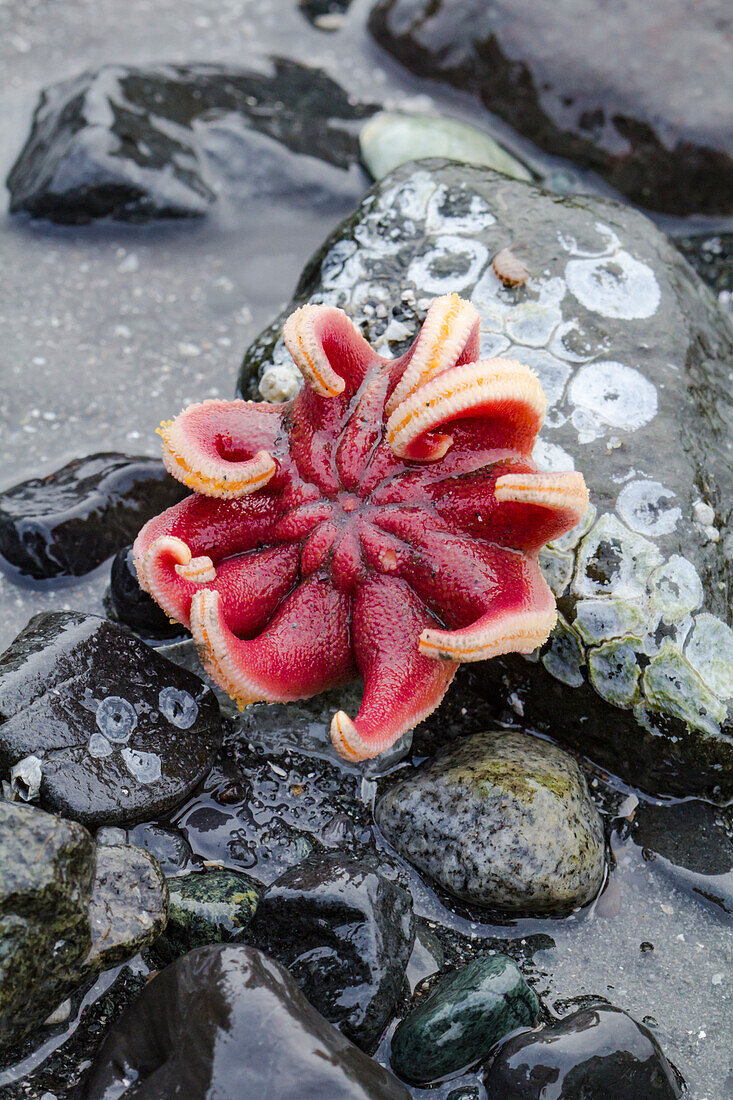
[330,576,458,762]
[427,466,589,551]
[418,554,556,662]
[283,303,379,398]
[133,493,288,628]
[386,359,546,461]
[190,575,355,708]
[158,399,285,499]
[139,540,300,634]
[385,293,481,414]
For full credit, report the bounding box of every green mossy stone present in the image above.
[152,869,260,964]
[390,953,540,1084]
[0,802,94,1052]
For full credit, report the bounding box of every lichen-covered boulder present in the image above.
[239,161,733,798]
[82,944,411,1099]
[375,730,605,913]
[0,804,167,1054]
[0,611,222,825]
[0,802,94,1052]
[390,954,540,1084]
[368,0,733,217]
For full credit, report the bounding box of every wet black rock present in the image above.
[368,0,733,216]
[0,803,167,1054]
[247,853,415,1053]
[632,799,733,914]
[152,868,259,964]
[178,733,372,884]
[484,1004,682,1099]
[127,821,193,875]
[241,160,733,799]
[106,544,184,638]
[0,453,186,579]
[82,944,411,1099]
[8,60,374,224]
[0,611,221,826]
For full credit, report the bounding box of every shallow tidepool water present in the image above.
[0,1,731,1097]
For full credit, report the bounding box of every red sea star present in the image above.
[133,294,588,761]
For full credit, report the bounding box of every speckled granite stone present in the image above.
[376,730,605,914]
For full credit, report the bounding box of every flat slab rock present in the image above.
[240,160,733,799]
[0,453,186,579]
[7,59,374,223]
[81,944,410,1099]
[0,612,222,826]
[368,0,733,216]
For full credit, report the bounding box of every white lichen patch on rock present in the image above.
[121,747,162,784]
[642,641,727,736]
[574,598,652,645]
[539,547,575,596]
[616,480,681,538]
[573,514,663,600]
[560,222,661,320]
[568,362,658,433]
[685,614,733,700]
[648,556,704,622]
[541,614,585,687]
[95,696,138,743]
[588,640,642,708]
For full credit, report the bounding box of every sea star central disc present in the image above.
[134,294,588,761]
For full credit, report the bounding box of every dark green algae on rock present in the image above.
[152,868,259,964]
[238,160,733,800]
[390,953,540,1084]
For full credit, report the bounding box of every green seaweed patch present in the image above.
[642,640,726,736]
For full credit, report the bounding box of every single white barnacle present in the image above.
[96,696,138,743]
[9,755,43,801]
[159,686,199,729]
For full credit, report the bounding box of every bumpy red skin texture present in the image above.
[134,299,586,761]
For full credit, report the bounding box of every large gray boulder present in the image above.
[239,160,733,798]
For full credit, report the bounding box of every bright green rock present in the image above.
[152,869,260,964]
[360,111,532,182]
[390,953,540,1084]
